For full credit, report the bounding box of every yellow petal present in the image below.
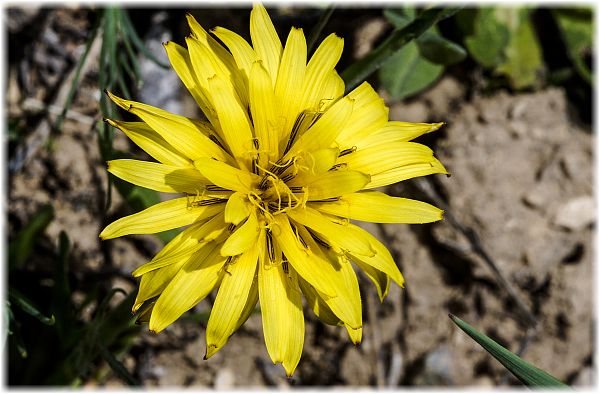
[274,27,307,144]
[319,70,345,108]
[250,3,282,86]
[295,225,362,330]
[194,157,259,192]
[205,239,260,358]
[296,147,340,176]
[360,121,445,147]
[132,213,227,277]
[224,191,250,225]
[298,278,342,326]
[99,196,225,240]
[338,141,436,175]
[105,119,190,167]
[286,207,373,257]
[367,159,448,189]
[284,96,354,160]
[302,170,370,201]
[319,252,362,330]
[249,61,279,167]
[185,16,249,107]
[207,75,255,169]
[106,91,230,163]
[345,325,362,344]
[149,242,228,332]
[301,33,344,111]
[352,259,390,301]
[133,259,186,312]
[163,41,215,123]
[220,211,261,256]
[272,214,337,298]
[310,190,444,224]
[212,26,258,81]
[107,159,207,194]
[258,247,304,376]
[346,222,404,287]
[335,82,388,145]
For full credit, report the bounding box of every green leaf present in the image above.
[9,288,55,326]
[8,204,54,270]
[494,8,543,89]
[552,8,592,83]
[464,8,510,67]
[417,33,467,65]
[100,346,140,386]
[379,41,443,99]
[341,6,461,92]
[385,8,467,66]
[449,314,569,387]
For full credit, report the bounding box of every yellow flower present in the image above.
[100,4,446,376]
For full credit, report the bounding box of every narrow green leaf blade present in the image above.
[8,288,55,326]
[449,314,569,387]
[8,204,54,270]
[416,33,467,65]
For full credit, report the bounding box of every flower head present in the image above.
[101,4,446,376]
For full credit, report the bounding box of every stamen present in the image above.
[282,260,289,274]
[329,163,347,171]
[339,146,357,157]
[209,134,227,152]
[188,197,228,208]
[308,229,331,249]
[266,229,275,261]
[307,197,340,203]
[206,185,228,192]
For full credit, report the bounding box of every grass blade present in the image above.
[449,314,569,387]
[307,5,336,55]
[8,288,55,326]
[8,204,54,270]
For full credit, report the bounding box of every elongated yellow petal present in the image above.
[272,214,337,298]
[108,159,207,194]
[212,26,258,81]
[133,259,186,313]
[352,259,390,301]
[107,91,230,163]
[106,119,190,167]
[367,159,448,189]
[298,278,342,326]
[345,325,362,344]
[295,225,362,330]
[360,121,445,147]
[320,252,362,331]
[275,27,307,143]
[286,207,374,257]
[205,239,260,358]
[150,242,228,332]
[207,75,255,169]
[163,41,215,123]
[284,96,354,160]
[250,3,282,86]
[311,190,443,224]
[250,61,279,167]
[296,147,340,176]
[339,141,435,175]
[258,247,304,376]
[194,157,259,192]
[302,170,370,200]
[335,82,388,145]
[221,211,260,256]
[224,191,250,225]
[301,33,344,111]
[346,222,404,287]
[186,13,248,104]
[319,70,345,108]
[99,196,225,240]
[132,213,227,277]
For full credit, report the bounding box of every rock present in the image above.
[572,366,594,387]
[214,368,235,389]
[553,196,595,231]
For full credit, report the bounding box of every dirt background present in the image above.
[6,5,595,388]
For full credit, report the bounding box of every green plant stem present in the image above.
[307,5,336,55]
[341,7,462,92]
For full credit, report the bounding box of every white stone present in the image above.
[553,196,596,231]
